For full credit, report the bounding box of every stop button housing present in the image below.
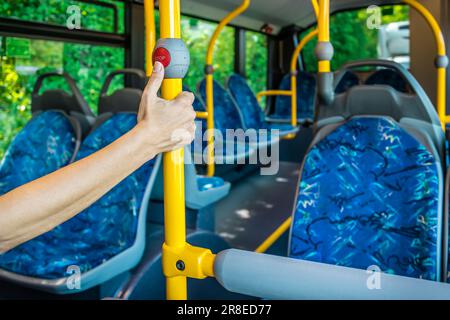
[152,38,190,79]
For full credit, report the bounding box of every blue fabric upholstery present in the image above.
[290,117,440,280]
[0,111,77,196]
[227,74,298,136]
[198,78,244,136]
[365,69,408,93]
[272,72,316,121]
[335,71,360,94]
[227,74,266,129]
[0,113,155,279]
[197,176,225,192]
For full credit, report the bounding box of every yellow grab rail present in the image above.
[256,90,292,102]
[311,0,319,18]
[403,0,447,129]
[290,29,318,127]
[204,0,251,177]
[257,22,317,135]
[317,0,331,73]
[158,0,187,300]
[144,0,156,76]
[255,217,292,253]
[156,0,218,301]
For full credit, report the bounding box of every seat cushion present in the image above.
[0,111,77,195]
[273,72,316,120]
[0,113,155,279]
[198,78,244,135]
[197,176,225,192]
[290,117,440,280]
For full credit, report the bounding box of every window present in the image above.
[245,30,268,95]
[301,5,409,72]
[0,37,124,158]
[181,16,235,91]
[0,0,124,34]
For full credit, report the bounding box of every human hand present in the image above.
[136,61,196,157]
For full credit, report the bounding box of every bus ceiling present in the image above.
[179,0,404,34]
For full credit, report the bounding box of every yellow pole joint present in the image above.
[162,243,216,279]
[403,0,447,129]
[204,0,251,177]
[311,0,319,18]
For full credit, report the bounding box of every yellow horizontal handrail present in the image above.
[204,0,251,176]
[256,90,293,103]
[196,111,208,119]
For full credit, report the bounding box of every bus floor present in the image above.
[214,161,301,254]
[213,128,312,253]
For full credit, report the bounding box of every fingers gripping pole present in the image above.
[205,0,251,177]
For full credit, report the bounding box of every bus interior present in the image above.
[1,0,450,301]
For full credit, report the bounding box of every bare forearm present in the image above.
[0,123,155,252]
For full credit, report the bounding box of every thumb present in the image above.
[145,61,165,98]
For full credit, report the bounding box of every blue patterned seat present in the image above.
[365,69,409,93]
[197,78,271,150]
[289,117,442,280]
[0,113,157,280]
[0,111,78,196]
[268,72,316,122]
[227,74,299,137]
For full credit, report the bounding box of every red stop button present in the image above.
[153,47,171,68]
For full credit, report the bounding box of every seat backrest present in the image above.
[227,74,266,130]
[32,72,94,137]
[198,78,245,135]
[0,111,79,196]
[365,68,409,93]
[0,72,88,195]
[334,70,360,94]
[274,72,316,120]
[289,116,442,281]
[317,61,444,161]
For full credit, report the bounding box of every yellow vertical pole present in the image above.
[144,0,156,76]
[205,0,251,177]
[158,0,187,300]
[317,0,331,73]
[403,0,447,128]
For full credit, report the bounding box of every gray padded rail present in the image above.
[214,249,450,300]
